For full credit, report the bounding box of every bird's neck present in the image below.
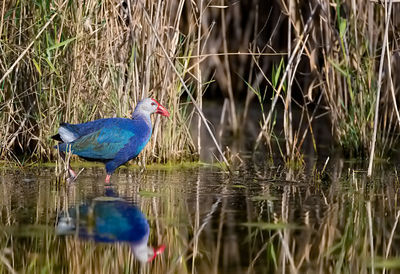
[131,112,152,128]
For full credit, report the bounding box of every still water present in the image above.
[1,159,400,273]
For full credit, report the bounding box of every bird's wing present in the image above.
[70,127,135,160]
[58,119,109,142]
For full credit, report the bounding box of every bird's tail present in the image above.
[55,123,79,143]
[52,133,63,142]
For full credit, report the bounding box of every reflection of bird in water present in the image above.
[56,191,165,263]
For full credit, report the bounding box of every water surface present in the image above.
[1,160,400,273]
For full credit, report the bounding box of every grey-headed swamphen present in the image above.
[53,98,170,183]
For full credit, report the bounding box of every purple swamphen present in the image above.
[53,98,170,183]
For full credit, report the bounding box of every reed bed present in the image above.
[1,0,400,170]
[249,0,400,167]
[0,0,199,164]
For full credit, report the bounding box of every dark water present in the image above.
[1,159,400,273]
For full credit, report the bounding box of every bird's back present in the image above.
[55,117,152,161]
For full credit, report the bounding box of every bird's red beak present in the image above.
[148,245,166,262]
[152,99,170,117]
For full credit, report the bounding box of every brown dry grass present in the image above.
[1,0,400,172]
[0,0,200,164]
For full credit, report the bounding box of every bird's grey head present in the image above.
[132,98,170,118]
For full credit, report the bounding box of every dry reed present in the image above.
[0,0,203,164]
[2,0,400,171]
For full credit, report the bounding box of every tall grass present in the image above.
[0,0,200,164]
[1,0,400,169]
[253,0,400,165]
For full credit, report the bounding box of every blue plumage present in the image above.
[56,189,165,262]
[53,98,170,182]
[57,118,150,172]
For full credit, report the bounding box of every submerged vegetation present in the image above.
[1,0,400,173]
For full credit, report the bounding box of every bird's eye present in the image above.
[151,102,156,106]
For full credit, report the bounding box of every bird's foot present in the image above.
[66,168,83,183]
[68,168,77,178]
[66,168,76,183]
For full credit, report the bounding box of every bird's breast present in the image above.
[122,127,152,159]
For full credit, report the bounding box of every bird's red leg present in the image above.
[105,174,111,183]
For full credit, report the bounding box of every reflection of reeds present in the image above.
[1,164,400,272]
